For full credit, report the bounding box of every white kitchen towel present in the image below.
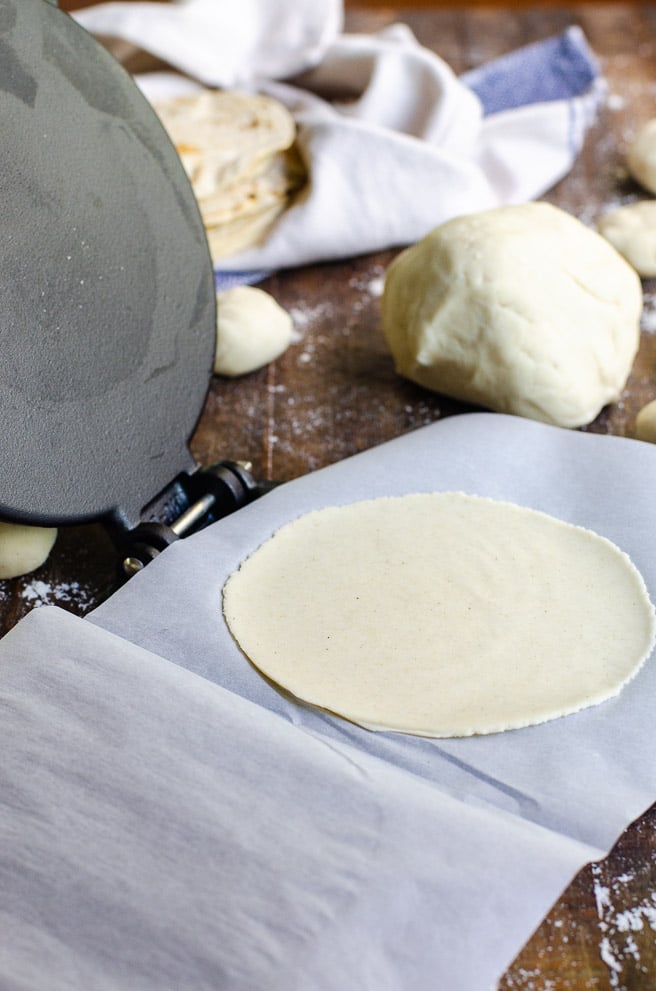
[72,1,604,272]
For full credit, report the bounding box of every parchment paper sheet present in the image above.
[2,413,655,989]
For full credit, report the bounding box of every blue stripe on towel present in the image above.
[460,26,600,117]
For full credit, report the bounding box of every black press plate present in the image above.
[0,0,216,528]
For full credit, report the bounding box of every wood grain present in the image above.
[3,5,656,989]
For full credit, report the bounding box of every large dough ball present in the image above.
[627,119,656,194]
[214,285,293,377]
[598,201,656,277]
[381,203,642,428]
[0,522,57,579]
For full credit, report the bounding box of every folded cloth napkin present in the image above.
[73,1,604,273]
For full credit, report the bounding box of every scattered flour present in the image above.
[500,968,557,990]
[498,858,656,989]
[289,300,336,340]
[19,578,94,611]
[287,263,384,372]
[592,862,656,989]
[607,92,627,111]
[366,275,385,297]
[347,263,385,298]
[288,302,336,363]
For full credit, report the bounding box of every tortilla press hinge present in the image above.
[117,461,275,578]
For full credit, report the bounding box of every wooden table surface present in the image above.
[4,4,656,988]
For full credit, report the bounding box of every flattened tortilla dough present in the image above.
[223,493,656,737]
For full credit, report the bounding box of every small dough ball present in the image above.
[635,399,656,443]
[627,119,656,194]
[214,285,293,377]
[381,203,642,428]
[0,522,57,579]
[598,201,656,277]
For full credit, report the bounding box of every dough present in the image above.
[214,285,293,376]
[381,203,642,428]
[635,399,656,443]
[598,201,656,277]
[0,522,57,579]
[627,119,656,194]
[223,493,655,738]
[154,90,306,261]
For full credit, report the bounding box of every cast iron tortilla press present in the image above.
[1,0,268,574]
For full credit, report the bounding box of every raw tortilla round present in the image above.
[223,493,656,737]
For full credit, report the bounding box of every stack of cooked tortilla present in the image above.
[154,90,306,262]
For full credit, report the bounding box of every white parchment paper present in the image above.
[2,413,655,989]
